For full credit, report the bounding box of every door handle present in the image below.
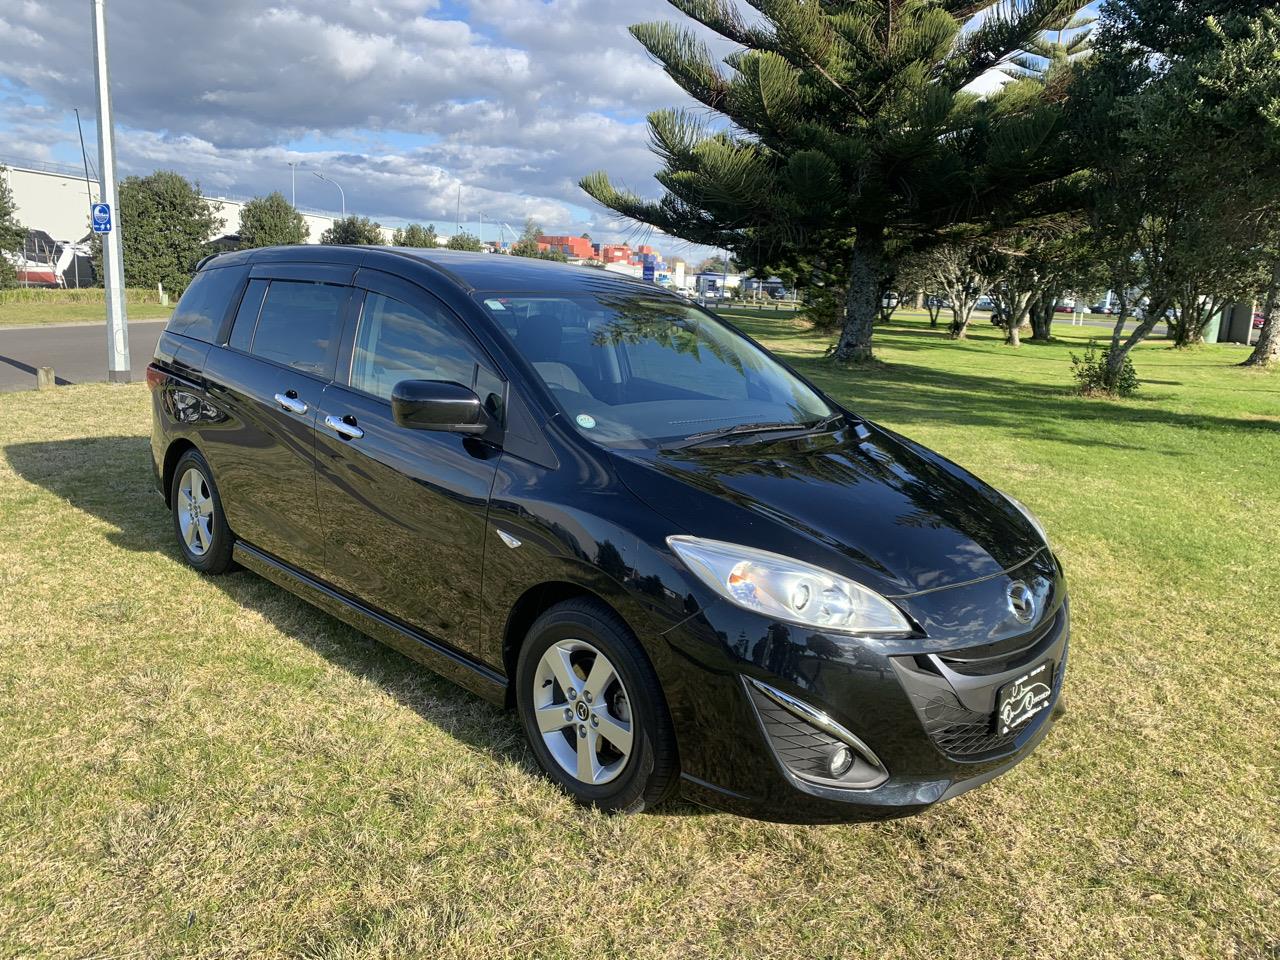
[324,414,365,440]
[274,392,308,415]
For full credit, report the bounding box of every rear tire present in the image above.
[515,598,678,813]
[170,448,234,575]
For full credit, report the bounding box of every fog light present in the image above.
[828,745,854,778]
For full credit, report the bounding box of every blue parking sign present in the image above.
[91,203,112,234]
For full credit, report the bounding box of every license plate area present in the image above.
[995,659,1054,735]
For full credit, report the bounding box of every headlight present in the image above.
[667,536,911,634]
[1000,492,1050,548]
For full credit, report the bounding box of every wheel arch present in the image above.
[161,438,201,508]
[502,581,616,706]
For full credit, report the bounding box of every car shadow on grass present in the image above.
[5,433,711,817]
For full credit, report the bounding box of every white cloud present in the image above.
[0,0,725,249]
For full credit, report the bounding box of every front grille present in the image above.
[935,605,1067,677]
[910,658,1066,759]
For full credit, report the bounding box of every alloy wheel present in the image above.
[532,639,634,785]
[178,467,215,557]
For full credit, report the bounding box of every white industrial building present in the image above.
[1,158,384,247]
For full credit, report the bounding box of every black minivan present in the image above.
[149,245,1068,823]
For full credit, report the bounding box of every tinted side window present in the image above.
[250,280,347,378]
[350,292,479,400]
[166,265,247,342]
[228,278,267,352]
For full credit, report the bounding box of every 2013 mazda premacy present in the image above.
[148,245,1068,823]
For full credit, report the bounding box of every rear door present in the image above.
[201,263,354,574]
[313,269,504,656]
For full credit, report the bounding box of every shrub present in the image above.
[1070,340,1139,397]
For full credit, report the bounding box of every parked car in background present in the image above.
[148,246,1069,824]
[1091,302,1116,315]
[1255,313,1266,329]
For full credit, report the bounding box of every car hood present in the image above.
[608,419,1044,597]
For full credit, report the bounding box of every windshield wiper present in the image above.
[667,413,843,450]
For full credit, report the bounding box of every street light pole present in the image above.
[288,161,299,207]
[91,0,129,383]
[313,172,345,219]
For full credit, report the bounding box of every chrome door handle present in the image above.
[274,392,308,415]
[324,415,364,440]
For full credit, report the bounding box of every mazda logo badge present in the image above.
[1008,582,1036,623]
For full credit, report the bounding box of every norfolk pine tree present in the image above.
[582,0,1090,362]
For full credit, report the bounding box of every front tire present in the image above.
[516,598,678,813]
[170,448,234,574]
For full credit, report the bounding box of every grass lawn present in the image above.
[0,301,173,325]
[0,315,1276,958]
[0,289,172,327]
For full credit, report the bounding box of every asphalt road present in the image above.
[0,320,168,393]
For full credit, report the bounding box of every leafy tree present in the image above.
[510,218,569,260]
[393,223,439,248]
[1081,0,1277,388]
[989,220,1100,344]
[92,170,222,295]
[238,191,308,248]
[446,231,484,252]
[581,0,1091,362]
[320,215,384,245]
[511,218,545,258]
[0,167,25,289]
[1189,11,1280,368]
[916,241,1000,340]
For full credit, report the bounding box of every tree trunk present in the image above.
[1172,291,1215,348]
[1002,290,1034,346]
[832,228,885,363]
[1104,296,1166,391]
[914,290,924,310]
[948,302,975,339]
[1243,260,1280,368]
[1029,289,1056,341]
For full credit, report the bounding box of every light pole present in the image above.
[91,0,129,383]
[313,172,345,219]
[287,161,299,207]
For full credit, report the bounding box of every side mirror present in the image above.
[391,380,488,435]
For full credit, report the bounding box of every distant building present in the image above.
[1,158,363,246]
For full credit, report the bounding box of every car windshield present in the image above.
[477,292,832,448]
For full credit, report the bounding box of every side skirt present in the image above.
[233,541,509,706]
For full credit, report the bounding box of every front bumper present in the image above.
[662,550,1070,824]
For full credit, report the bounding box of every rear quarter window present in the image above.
[166,265,248,343]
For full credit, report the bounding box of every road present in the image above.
[0,320,168,393]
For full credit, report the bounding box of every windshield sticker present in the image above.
[483,299,507,311]
[576,414,597,430]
